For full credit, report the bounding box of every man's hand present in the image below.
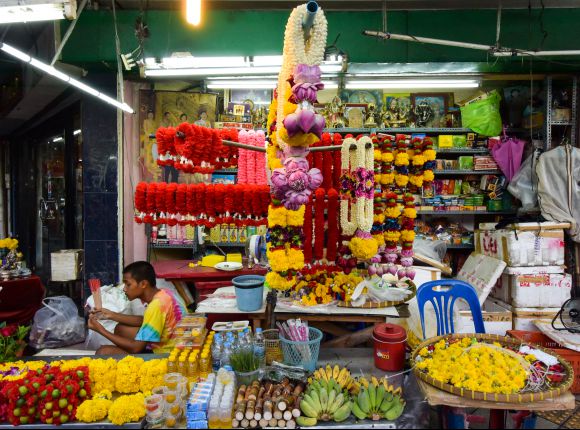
[90,308,115,321]
[88,315,104,334]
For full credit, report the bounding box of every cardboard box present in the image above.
[459,300,512,335]
[493,266,572,308]
[457,253,506,304]
[50,249,83,281]
[491,299,560,332]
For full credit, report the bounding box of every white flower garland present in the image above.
[340,137,358,236]
[276,4,328,150]
[355,136,375,232]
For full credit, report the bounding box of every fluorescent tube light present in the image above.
[345,79,480,89]
[74,129,81,135]
[252,56,283,66]
[53,136,64,142]
[145,66,283,77]
[0,42,134,114]
[207,80,338,90]
[186,0,202,26]
[0,3,67,24]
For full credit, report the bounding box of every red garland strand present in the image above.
[320,133,333,190]
[313,188,326,261]
[313,139,323,174]
[326,188,339,263]
[155,182,167,225]
[332,133,342,190]
[232,184,245,226]
[214,184,225,224]
[175,184,187,214]
[134,182,147,213]
[303,199,313,263]
[155,127,176,167]
[165,183,177,226]
[186,184,195,223]
[204,185,215,227]
[223,184,235,224]
[261,186,270,223]
[195,184,206,221]
[243,185,253,223]
[145,183,157,224]
[251,187,262,226]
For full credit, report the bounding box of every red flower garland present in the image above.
[155,182,167,225]
[303,199,313,263]
[260,186,270,224]
[326,188,339,263]
[332,133,342,189]
[194,184,206,222]
[313,138,323,173]
[232,184,245,226]
[155,127,176,167]
[223,184,234,224]
[134,182,147,223]
[243,185,253,223]
[313,188,326,261]
[214,184,225,224]
[165,183,178,226]
[176,184,187,226]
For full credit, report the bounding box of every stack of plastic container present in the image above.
[145,372,190,428]
[207,369,236,429]
[186,373,216,429]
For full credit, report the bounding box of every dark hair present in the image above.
[123,261,156,287]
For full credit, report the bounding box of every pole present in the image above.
[51,0,89,66]
[363,30,493,52]
[303,1,318,41]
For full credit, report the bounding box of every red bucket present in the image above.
[372,323,407,372]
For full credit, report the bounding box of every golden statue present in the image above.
[364,103,378,128]
[326,96,346,128]
[381,98,410,128]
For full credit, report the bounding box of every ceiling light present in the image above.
[345,79,480,90]
[186,0,202,26]
[0,2,74,24]
[207,80,338,90]
[53,136,64,142]
[74,129,81,135]
[252,56,283,66]
[0,42,134,114]
[145,66,282,77]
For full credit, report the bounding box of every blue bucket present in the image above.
[232,275,265,312]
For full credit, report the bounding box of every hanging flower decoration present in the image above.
[265,3,328,291]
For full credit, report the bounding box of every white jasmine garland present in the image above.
[340,137,357,236]
[355,136,375,233]
[276,3,328,150]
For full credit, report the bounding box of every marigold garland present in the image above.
[76,398,112,423]
[107,393,146,426]
[115,356,144,394]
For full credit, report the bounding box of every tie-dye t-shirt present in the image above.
[135,289,187,352]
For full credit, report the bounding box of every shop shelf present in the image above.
[212,168,238,174]
[323,127,370,134]
[446,244,475,250]
[205,242,245,247]
[436,148,489,154]
[551,121,573,126]
[151,243,195,249]
[377,127,473,133]
[434,169,502,175]
[417,210,517,215]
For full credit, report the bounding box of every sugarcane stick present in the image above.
[287,419,296,429]
[292,406,301,418]
[237,385,247,402]
[293,382,305,397]
[283,410,293,421]
[241,418,249,428]
[278,419,286,427]
[263,400,273,421]
[250,419,258,428]
[232,419,240,428]
[254,396,264,420]
[281,377,290,387]
[268,418,277,427]
[245,399,256,420]
[235,401,247,421]
[259,418,268,428]
[273,407,283,420]
[248,385,259,401]
[244,386,252,401]
[257,386,265,400]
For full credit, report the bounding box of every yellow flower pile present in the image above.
[89,358,118,393]
[76,397,113,423]
[139,359,168,393]
[416,338,529,394]
[349,236,379,260]
[0,361,46,382]
[115,356,144,393]
[0,238,19,250]
[331,272,364,302]
[107,393,146,426]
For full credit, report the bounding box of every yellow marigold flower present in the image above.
[89,358,117,393]
[267,248,289,272]
[423,170,435,182]
[139,359,168,393]
[266,272,294,291]
[115,356,144,394]
[382,152,394,163]
[403,208,417,219]
[268,205,288,228]
[287,206,305,226]
[108,393,146,426]
[373,233,385,247]
[349,236,379,261]
[384,230,401,243]
[381,173,395,185]
[287,248,305,270]
[395,174,409,187]
[278,127,319,147]
[400,230,415,242]
[374,150,382,160]
[423,149,436,161]
[77,398,113,423]
[419,347,429,357]
[385,206,401,219]
[395,152,409,166]
[94,389,113,400]
[409,174,424,187]
[283,100,297,116]
[525,354,537,363]
[412,154,426,166]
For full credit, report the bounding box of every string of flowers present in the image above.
[313,188,326,261]
[265,2,327,292]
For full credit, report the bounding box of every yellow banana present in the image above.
[358,377,369,388]
[325,365,333,380]
[393,387,402,396]
[333,365,340,380]
[371,376,380,387]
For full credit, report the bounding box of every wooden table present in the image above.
[152,260,267,306]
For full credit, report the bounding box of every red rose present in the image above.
[0,325,17,337]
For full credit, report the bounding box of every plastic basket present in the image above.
[279,327,323,372]
[507,330,580,394]
[263,329,283,365]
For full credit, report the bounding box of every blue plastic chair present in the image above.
[416,279,485,339]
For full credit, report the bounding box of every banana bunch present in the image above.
[308,365,361,395]
[296,378,353,427]
[351,377,405,422]
[358,376,402,396]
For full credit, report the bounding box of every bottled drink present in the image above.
[199,351,210,378]
[253,328,265,366]
[187,354,199,383]
[221,342,232,370]
[167,354,177,373]
[211,338,223,371]
[177,356,187,376]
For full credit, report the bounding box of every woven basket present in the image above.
[337,283,416,308]
[411,333,575,403]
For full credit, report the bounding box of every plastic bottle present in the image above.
[188,354,199,383]
[199,351,210,378]
[178,356,187,376]
[221,342,232,370]
[211,338,223,371]
[253,328,265,366]
[167,354,177,373]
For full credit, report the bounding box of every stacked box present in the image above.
[186,375,216,429]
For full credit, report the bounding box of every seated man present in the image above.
[88,261,186,354]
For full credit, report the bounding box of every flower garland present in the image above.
[339,137,358,236]
[326,188,339,263]
[313,188,326,261]
[266,3,328,291]
[303,200,313,263]
[133,183,270,228]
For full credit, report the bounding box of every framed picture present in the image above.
[383,93,412,112]
[211,173,236,184]
[340,90,382,106]
[344,103,367,128]
[411,93,449,127]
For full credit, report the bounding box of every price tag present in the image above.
[233,104,246,116]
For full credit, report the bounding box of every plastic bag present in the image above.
[507,151,539,211]
[460,90,502,136]
[413,238,447,263]
[29,296,85,349]
[85,284,146,350]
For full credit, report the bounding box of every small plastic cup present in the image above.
[164,373,182,390]
[145,394,164,415]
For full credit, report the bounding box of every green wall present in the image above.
[62,8,580,71]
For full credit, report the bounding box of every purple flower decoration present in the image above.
[292,82,325,104]
[270,156,322,210]
[283,109,325,138]
[293,64,322,84]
